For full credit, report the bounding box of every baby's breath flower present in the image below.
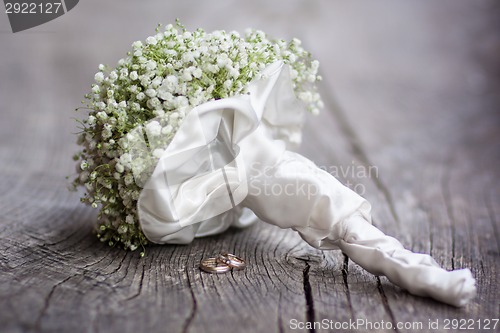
[115,163,125,173]
[146,36,157,45]
[152,148,164,158]
[72,21,322,253]
[145,121,162,137]
[145,88,157,98]
[132,41,143,49]
[94,72,104,83]
[192,68,202,79]
[136,92,145,101]
[109,71,118,82]
[129,71,139,81]
[87,115,96,125]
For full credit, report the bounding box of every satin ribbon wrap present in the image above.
[136,61,476,307]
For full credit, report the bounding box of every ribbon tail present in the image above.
[337,214,476,307]
[242,147,476,307]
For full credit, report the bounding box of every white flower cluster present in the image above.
[72,22,322,254]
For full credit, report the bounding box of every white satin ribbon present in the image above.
[136,61,476,307]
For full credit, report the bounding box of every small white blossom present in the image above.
[147,97,161,109]
[132,41,143,49]
[166,75,178,86]
[79,171,89,182]
[115,163,125,173]
[216,53,229,67]
[152,76,162,88]
[182,52,195,63]
[152,148,164,158]
[145,89,157,98]
[94,72,104,83]
[125,215,135,224]
[109,71,118,81]
[146,36,157,45]
[119,68,128,78]
[87,115,96,125]
[298,91,313,103]
[145,120,162,137]
[182,70,193,81]
[145,60,157,71]
[131,102,140,111]
[96,111,107,120]
[174,96,188,108]
[153,109,165,117]
[157,87,172,101]
[120,153,132,165]
[124,173,134,185]
[228,67,239,79]
[129,71,139,80]
[161,124,173,135]
[192,68,202,79]
[223,79,233,89]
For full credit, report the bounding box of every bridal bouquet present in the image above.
[72,22,475,307]
[72,22,322,253]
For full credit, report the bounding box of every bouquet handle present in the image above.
[338,214,476,307]
[241,142,476,307]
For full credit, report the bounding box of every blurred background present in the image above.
[1,0,499,182]
[0,1,499,332]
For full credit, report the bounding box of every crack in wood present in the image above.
[301,259,316,333]
[440,163,456,270]
[376,277,400,333]
[277,293,284,333]
[341,254,354,320]
[182,266,197,333]
[82,254,108,270]
[34,274,75,331]
[428,209,435,257]
[122,263,145,302]
[484,189,500,253]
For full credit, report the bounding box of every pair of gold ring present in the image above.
[199,253,246,274]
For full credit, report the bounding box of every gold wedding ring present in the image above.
[199,257,232,274]
[216,253,246,270]
[199,253,246,274]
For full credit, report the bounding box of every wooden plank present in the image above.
[0,0,498,332]
[299,1,500,332]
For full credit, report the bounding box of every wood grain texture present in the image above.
[0,1,499,332]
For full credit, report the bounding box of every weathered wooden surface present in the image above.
[0,1,499,332]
